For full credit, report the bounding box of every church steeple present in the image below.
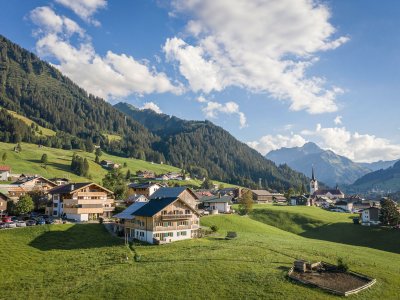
[310,166,318,195]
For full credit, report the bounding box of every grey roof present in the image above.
[313,189,344,196]
[129,182,159,189]
[201,195,232,204]
[48,183,91,194]
[150,187,187,199]
[133,197,178,217]
[113,202,148,219]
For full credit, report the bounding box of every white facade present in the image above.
[0,171,10,181]
[207,202,231,213]
[361,209,380,225]
[134,229,193,244]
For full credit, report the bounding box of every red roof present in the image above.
[0,166,10,172]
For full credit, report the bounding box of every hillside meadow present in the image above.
[0,141,235,188]
[0,209,399,299]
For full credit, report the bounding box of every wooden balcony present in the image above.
[63,207,104,214]
[161,214,192,220]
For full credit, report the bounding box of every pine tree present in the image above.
[126,169,131,180]
[1,152,7,162]
[41,153,48,164]
[380,198,400,226]
[95,155,100,164]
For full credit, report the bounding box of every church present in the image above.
[309,167,345,200]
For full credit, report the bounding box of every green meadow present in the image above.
[0,141,235,188]
[0,206,399,299]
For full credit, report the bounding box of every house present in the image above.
[0,192,9,214]
[100,160,119,169]
[128,182,161,197]
[273,194,287,203]
[125,194,148,205]
[136,170,155,179]
[150,187,199,209]
[6,186,27,201]
[49,177,70,186]
[201,195,232,213]
[0,166,11,181]
[352,201,371,213]
[290,195,308,206]
[123,195,201,244]
[14,176,57,192]
[361,207,380,226]
[46,183,115,221]
[113,201,149,234]
[194,189,214,198]
[334,200,353,212]
[251,190,273,204]
[155,174,169,181]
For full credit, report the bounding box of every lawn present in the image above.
[248,204,400,254]
[0,215,399,299]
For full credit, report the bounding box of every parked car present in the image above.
[0,222,6,229]
[6,222,17,228]
[16,221,26,227]
[11,216,18,222]
[45,218,55,224]
[2,216,12,223]
[26,220,36,226]
[36,218,46,225]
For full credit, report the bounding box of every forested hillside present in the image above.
[0,35,162,161]
[115,103,309,189]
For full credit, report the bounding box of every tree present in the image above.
[284,187,295,200]
[379,198,400,226]
[14,195,34,215]
[123,162,127,168]
[95,148,103,157]
[102,168,127,200]
[85,139,94,153]
[83,158,90,177]
[41,153,48,164]
[238,189,253,215]
[126,169,131,180]
[201,177,213,189]
[15,143,22,152]
[95,155,100,164]
[29,190,47,211]
[1,152,7,162]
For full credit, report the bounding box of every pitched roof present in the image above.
[335,200,349,206]
[48,182,113,194]
[14,176,56,186]
[150,187,187,199]
[313,189,344,196]
[201,195,232,203]
[128,182,159,189]
[133,197,178,217]
[0,166,10,172]
[113,201,148,219]
[251,190,272,196]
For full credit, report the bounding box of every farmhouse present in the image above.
[128,182,161,197]
[313,189,345,200]
[201,195,232,213]
[151,187,199,209]
[0,192,8,214]
[335,200,353,212]
[122,195,201,244]
[49,177,70,186]
[46,183,115,221]
[361,207,380,226]
[251,190,273,204]
[136,170,155,179]
[14,176,57,192]
[0,165,11,181]
[125,194,148,205]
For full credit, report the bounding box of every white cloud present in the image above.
[30,7,181,100]
[30,6,85,37]
[166,0,349,114]
[250,124,400,162]
[141,102,162,114]
[247,134,307,155]
[198,97,247,128]
[334,115,342,125]
[55,0,107,26]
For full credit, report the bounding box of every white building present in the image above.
[201,195,232,213]
[0,166,11,181]
[361,207,380,226]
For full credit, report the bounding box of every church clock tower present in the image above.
[310,167,318,195]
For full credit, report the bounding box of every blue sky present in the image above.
[1,0,400,163]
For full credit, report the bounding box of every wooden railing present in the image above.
[161,214,192,220]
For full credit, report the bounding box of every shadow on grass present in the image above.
[300,222,400,254]
[29,224,122,251]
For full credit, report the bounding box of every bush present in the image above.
[337,258,349,272]
[210,225,219,232]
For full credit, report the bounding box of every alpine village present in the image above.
[0,2,400,299]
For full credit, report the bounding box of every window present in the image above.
[53,211,58,216]
[185,209,191,214]
[53,203,58,208]
[181,231,187,236]
[163,222,170,227]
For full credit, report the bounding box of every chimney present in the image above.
[70,184,74,191]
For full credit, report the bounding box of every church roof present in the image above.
[313,189,344,196]
[311,167,316,181]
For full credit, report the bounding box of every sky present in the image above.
[0,0,400,163]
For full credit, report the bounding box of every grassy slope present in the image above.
[0,216,399,299]
[248,205,400,254]
[6,109,56,137]
[0,141,236,188]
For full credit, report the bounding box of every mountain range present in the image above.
[266,142,398,187]
[0,34,308,190]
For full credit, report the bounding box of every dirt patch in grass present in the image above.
[290,270,370,293]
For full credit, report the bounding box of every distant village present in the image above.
[0,163,398,244]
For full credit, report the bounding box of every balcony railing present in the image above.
[161,214,192,220]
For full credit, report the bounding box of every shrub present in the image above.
[210,225,219,232]
[337,258,349,272]
[226,231,237,239]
